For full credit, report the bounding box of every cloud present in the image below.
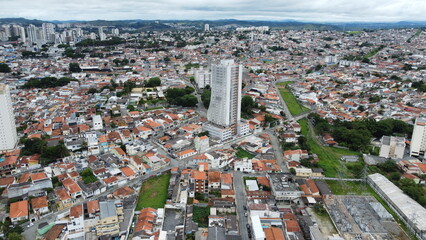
[0,0,425,22]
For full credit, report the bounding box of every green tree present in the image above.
[145,77,161,87]
[8,232,23,240]
[69,62,82,73]
[0,63,11,73]
[241,95,255,115]
[201,89,211,108]
[88,88,98,94]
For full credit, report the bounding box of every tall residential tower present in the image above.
[410,117,426,157]
[203,59,249,141]
[0,84,18,151]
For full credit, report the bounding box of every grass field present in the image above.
[276,82,310,116]
[135,172,171,210]
[299,118,360,177]
[326,180,370,195]
[236,148,255,159]
[348,31,362,35]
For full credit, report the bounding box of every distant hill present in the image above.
[1,18,426,31]
[0,18,46,26]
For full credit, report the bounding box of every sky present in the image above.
[0,0,425,22]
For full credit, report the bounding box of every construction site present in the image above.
[324,195,409,240]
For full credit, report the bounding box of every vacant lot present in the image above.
[193,206,210,227]
[298,119,360,177]
[276,82,310,116]
[136,172,171,210]
[236,148,255,159]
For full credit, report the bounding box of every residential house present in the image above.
[10,200,29,224]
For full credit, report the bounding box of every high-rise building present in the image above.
[98,27,106,41]
[0,84,18,152]
[111,28,119,36]
[27,24,38,45]
[2,25,11,38]
[194,67,211,89]
[410,117,426,156]
[19,26,26,43]
[203,59,249,141]
[42,23,55,42]
[204,24,210,31]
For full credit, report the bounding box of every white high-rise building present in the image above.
[111,28,119,36]
[204,59,249,141]
[42,23,55,42]
[19,26,26,43]
[0,84,18,152]
[98,27,106,41]
[194,67,211,89]
[204,24,210,31]
[410,118,426,156]
[27,24,38,45]
[208,59,242,127]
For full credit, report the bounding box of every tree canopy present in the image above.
[241,95,255,115]
[309,113,413,151]
[0,63,11,73]
[22,77,78,89]
[69,62,81,73]
[145,77,162,87]
[166,87,198,107]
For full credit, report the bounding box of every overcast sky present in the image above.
[1,0,425,22]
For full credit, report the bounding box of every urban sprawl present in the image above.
[0,21,426,240]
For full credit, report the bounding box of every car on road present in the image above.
[246,224,250,229]
[243,205,247,210]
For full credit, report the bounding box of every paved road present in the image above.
[233,171,250,240]
[264,129,289,173]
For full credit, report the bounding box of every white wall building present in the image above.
[410,118,426,157]
[204,59,249,141]
[207,59,242,127]
[194,135,209,152]
[0,84,18,152]
[92,114,104,130]
[194,67,211,89]
[380,135,405,159]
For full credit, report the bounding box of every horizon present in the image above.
[2,17,426,25]
[1,0,425,23]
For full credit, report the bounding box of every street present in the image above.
[233,171,250,240]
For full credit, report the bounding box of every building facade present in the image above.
[204,59,249,141]
[380,135,405,159]
[0,84,18,152]
[410,118,426,157]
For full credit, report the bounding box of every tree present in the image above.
[69,63,82,73]
[201,89,211,108]
[0,63,11,73]
[88,88,98,94]
[241,95,255,115]
[289,168,296,175]
[127,105,136,111]
[145,77,161,87]
[179,95,198,107]
[8,232,23,240]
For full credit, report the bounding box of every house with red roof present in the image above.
[10,200,29,223]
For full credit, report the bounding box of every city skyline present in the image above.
[1,0,425,22]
